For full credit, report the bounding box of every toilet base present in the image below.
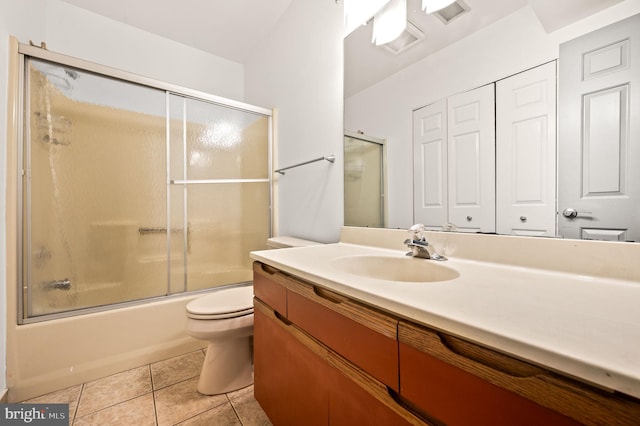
[197,335,254,395]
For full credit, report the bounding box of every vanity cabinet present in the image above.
[253,261,640,425]
[253,262,422,425]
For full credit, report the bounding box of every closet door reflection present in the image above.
[344,133,386,228]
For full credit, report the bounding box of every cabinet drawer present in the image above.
[327,351,425,426]
[286,277,399,391]
[398,321,640,426]
[253,262,287,316]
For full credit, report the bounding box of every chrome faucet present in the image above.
[404,224,447,261]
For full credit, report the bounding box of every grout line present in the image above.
[70,383,83,425]
[226,394,244,425]
[73,383,88,424]
[148,364,159,426]
[149,363,158,391]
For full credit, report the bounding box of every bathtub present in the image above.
[6,293,207,402]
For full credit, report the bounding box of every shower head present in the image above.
[64,69,79,80]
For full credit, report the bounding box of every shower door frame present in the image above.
[16,42,274,324]
[343,131,388,228]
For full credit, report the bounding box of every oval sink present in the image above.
[331,255,459,283]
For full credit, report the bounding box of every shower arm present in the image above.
[274,155,335,175]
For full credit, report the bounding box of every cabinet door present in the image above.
[254,299,330,425]
[413,99,448,229]
[447,84,496,233]
[496,61,557,237]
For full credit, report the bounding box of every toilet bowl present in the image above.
[186,236,320,395]
[186,285,254,395]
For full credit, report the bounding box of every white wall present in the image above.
[0,0,246,396]
[244,0,344,244]
[345,0,640,229]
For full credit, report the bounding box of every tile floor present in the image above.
[23,349,272,426]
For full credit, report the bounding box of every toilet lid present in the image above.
[186,286,254,319]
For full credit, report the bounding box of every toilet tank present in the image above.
[266,236,322,249]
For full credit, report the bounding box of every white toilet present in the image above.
[185,236,320,395]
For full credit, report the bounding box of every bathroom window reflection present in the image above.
[22,57,271,321]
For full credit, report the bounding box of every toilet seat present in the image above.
[186,286,254,320]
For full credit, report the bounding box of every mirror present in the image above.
[343,131,388,228]
[343,1,639,241]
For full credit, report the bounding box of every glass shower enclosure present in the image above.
[20,50,271,322]
[343,132,386,228]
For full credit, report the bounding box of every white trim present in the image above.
[17,43,272,117]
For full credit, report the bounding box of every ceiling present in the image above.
[59,0,294,63]
[60,0,623,97]
[345,0,624,96]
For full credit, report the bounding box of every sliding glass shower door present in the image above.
[167,95,271,293]
[21,55,271,321]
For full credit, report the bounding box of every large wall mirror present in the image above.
[344,0,640,242]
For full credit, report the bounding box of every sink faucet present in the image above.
[404,224,447,261]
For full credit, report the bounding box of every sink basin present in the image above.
[330,255,459,283]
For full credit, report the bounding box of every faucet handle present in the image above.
[408,223,426,241]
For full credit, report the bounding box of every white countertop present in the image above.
[250,242,640,399]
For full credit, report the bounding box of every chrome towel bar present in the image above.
[274,155,335,175]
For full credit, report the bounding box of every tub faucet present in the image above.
[404,224,447,261]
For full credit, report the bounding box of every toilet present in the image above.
[185,236,320,395]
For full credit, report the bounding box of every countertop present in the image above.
[250,242,640,399]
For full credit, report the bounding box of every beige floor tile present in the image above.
[228,385,272,426]
[226,384,254,400]
[154,377,227,426]
[176,401,242,426]
[23,384,83,421]
[75,366,152,418]
[73,393,155,426]
[151,349,204,390]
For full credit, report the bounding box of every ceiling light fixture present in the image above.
[343,0,391,37]
[422,0,456,14]
[371,0,406,45]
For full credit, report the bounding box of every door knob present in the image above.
[562,208,592,218]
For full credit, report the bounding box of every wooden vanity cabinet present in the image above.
[253,262,422,425]
[253,262,640,425]
[398,321,640,426]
